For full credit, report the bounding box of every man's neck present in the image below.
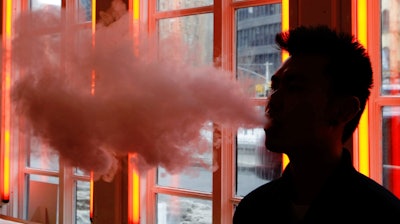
[286,146,343,205]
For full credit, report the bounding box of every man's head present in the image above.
[264,25,373,154]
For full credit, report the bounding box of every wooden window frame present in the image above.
[144,1,282,223]
[366,0,400,187]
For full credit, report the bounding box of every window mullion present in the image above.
[367,0,383,183]
[58,160,73,224]
[213,0,235,223]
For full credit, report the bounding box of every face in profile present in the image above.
[264,55,336,156]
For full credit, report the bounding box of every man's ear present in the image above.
[328,96,361,125]
[337,96,361,124]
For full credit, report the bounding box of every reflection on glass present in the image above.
[79,0,92,22]
[157,123,213,192]
[28,136,59,171]
[30,0,61,10]
[236,127,282,197]
[75,168,90,176]
[158,13,213,66]
[26,174,59,223]
[157,0,213,11]
[75,181,90,224]
[235,4,282,97]
[381,0,400,96]
[96,0,128,27]
[157,165,212,193]
[157,194,212,224]
[382,106,400,198]
[157,14,213,192]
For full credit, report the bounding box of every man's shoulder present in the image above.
[346,168,398,196]
[334,167,400,212]
[233,178,288,224]
[235,177,286,211]
[241,178,283,200]
[332,150,400,206]
[357,172,400,203]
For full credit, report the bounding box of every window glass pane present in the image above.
[157,165,212,192]
[157,194,212,224]
[30,0,61,10]
[235,4,282,97]
[382,106,400,198]
[157,123,213,192]
[28,136,59,171]
[157,14,213,192]
[381,0,400,96]
[79,0,92,23]
[236,126,282,197]
[26,174,59,223]
[75,180,90,224]
[157,0,213,12]
[75,168,90,176]
[158,13,213,65]
[96,0,128,27]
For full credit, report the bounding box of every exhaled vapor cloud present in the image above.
[10,8,266,181]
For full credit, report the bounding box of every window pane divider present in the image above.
[23,167,59,177]
[152,186,212,200]
[153,6,213,19]
[231,0,282,9]
[374,97,400,105]
[72,174,90,181]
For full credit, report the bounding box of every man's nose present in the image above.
[267,89,280,103]
[265,89,282,112]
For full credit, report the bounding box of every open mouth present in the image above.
[265,108,279,123]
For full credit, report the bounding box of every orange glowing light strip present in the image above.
[133,0,140,20]
[90,0,96,96]
[132,0,140,56]
[356,0,370,177]
[129,1,141,223]
[128,153,140,224]
[2,132,10,203]
[91,70,96,95]
[92,0,96,36]
[1,0,12,203]
[89,0,96,220]
[281,0,290,61]
[281,0,290,169]
[89,171,94,221]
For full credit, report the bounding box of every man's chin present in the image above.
[264,126,287,152]
[264,141,285,153]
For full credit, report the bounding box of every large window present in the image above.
[11,1,92,223]
[353,0,400,200]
